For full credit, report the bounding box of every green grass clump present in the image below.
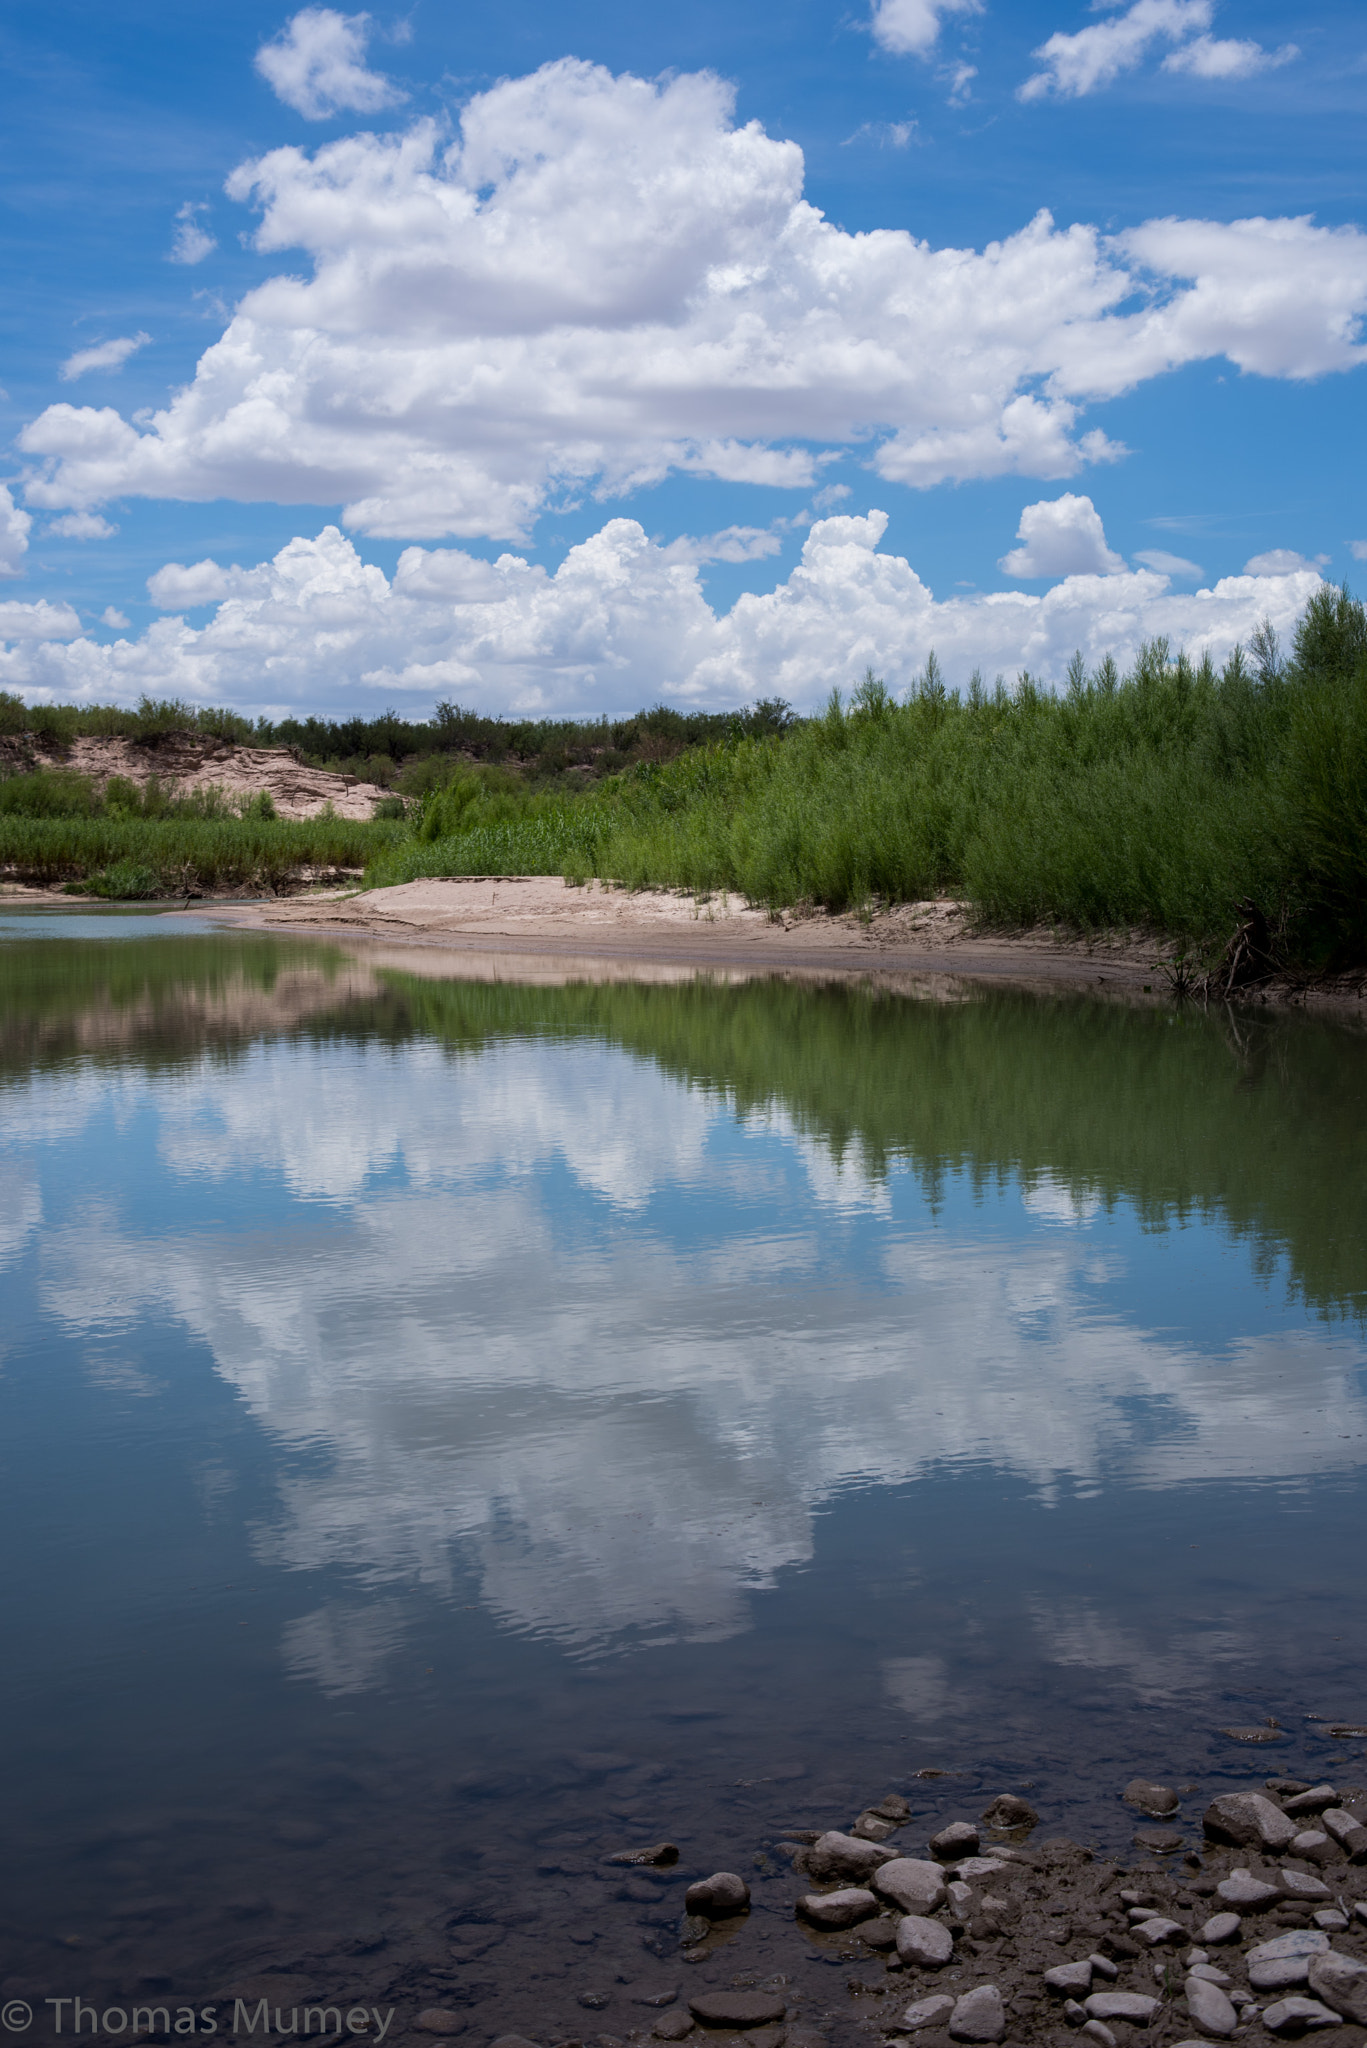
[2,813,402,895]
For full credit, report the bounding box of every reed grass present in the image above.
[0,813,400,893]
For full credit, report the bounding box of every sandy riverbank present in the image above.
[195,877,1175,997]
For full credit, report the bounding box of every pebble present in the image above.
[687,1992,787,2027]
[1220,1727,1285,1745]
[952,1858,1008,1881]
[853,1813,899,1841]
[578,1993,610,2012]
[861,1913,903,1949]
[1283,1788,1338,1818]
[1249,1958,1314,1992]
[1134,1828,1185,1853]
[1125,1781,1180,1817]
[1079,2024,1116,2048]
[980,1794,1038,1830]
[897,1914,955,1967]
[797,1886,879,1929]
[1089,1955,1119,1981]
[1280,1870,1333,1900]
[652,2016,693,2042]
[1189,1966,1232,1986]
[1321,1810,1367,1860]
[874,1859,950,1914]
[412,2014,465,2035]
[1307,1952,1367,2024]
[1260,1997,1343,2034]
[1314,1912,1349,1932]
[805,1831,896,1882]
[1217,1871,1282,1908]
[948,1985,1005,2042]
[1133,1917,1187,1946]
[606,1843,679,1866]
[947,1881,975,1917]
[930,1822,980,1860]
[1290,1833,1337,1864]
[1083,1993,1161,2026]
[1044,1962,1094,1997]
[1204,1794,1298,1853]
[1184,1974,1238,2038]
[1200,1912,1242,1944]
[683,1872,750,1918]
[896,1994,956,2032]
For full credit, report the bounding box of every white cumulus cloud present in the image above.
[1162,33,1298,78]
[1351,541,1367,563]
[58,333,151,382]
[17,62,1367,541]
[170,202,217,265]
[1243,547,1326,575]
[255,8,405,120]
[101,607,131,630]
[0,485,31,578]
[1020,0,1294,100]
[0,510,1324,718]
[998,493,1126,578]
[870,0,982,57]
[48,511,117,540]
[0,598,83,642]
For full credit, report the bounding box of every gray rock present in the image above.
[951,1857,1008,1881]
[1280,1870,1333,1900]
[980,1794,1038,1830]
[1220,1726,1285,1745]
[638,1991,680,2009]
[896,1915,954,1967]
[853,1812,899,1841]
[683,1872,750,1918]
[805,1830,896,1882]
[1184,1975,1238,2037]
[895,1994,956,2032]
[1248,1933,1330,1963]
[1307,1952,1367,2024]
[1260,1997,1344,2034]
[413,2014,466,2035]
[1204,1794,1299,1852]
[1083,1994,1161,2026]
[797,1886,878,1929]
[1133,1917,1187,1946]
[870,1793,914,1822]
[874,1858,949,1914]
[1044,1962,1095,1997]
[1320,1810,1367,1860]
[948,1985,1005,2042]
[1189,1966,1231,1986]
[1079,2024,1116,2048]
[1250,1959,1313,1992]
[579,1992,611,2011]
[687,1991,787,2027]
[947,1881,974,1918]
[1291,1833,1338,1864]
[607,1842,679,1865]
[1283,1788,1339,1818]
[653,2016,694,2042]
[1200,1912,1242,1945]
[1313,1913,1349,1933]
[1216,1871,1282,1908]
[1062,2000,1087,2027]
[930,1823,980,1861]
[1089,1955,1120,1981]
[1126,1781,1180,1817]
[1135,1828,1185,1854]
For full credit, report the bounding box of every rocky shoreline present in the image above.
[459,1774,1367,2048]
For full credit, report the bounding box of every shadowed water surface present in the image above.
[1,920,1365,2034]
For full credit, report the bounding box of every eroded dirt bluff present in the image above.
[0,733,389,819]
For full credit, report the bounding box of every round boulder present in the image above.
[683,1871,750,1919]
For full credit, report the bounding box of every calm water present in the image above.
[2,915,1366,2025]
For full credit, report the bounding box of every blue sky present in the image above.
[0,0,1364,717]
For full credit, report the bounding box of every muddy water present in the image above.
[1,915,1366,2042]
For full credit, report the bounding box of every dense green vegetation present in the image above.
[367,587,1367,968]
[0,687,794,788]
